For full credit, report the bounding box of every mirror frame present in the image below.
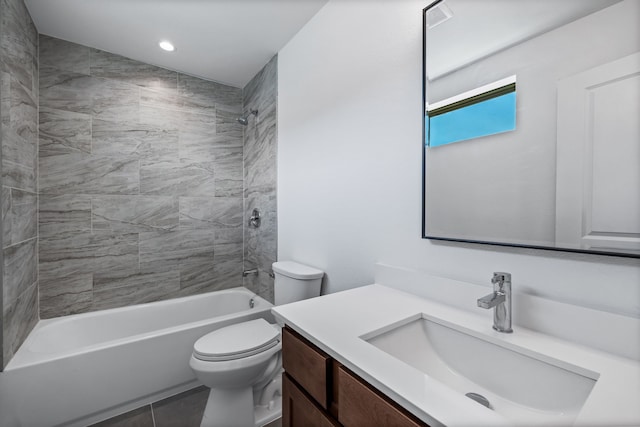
[421,0,639,259]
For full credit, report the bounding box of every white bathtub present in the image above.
[0,287,274,427]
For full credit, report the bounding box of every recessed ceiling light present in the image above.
[159,40,175,52]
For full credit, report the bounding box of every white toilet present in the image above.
[190,261,324,427]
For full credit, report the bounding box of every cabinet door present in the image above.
[282,373,340,427]
[338,367,429,427]
[282,327,331,409]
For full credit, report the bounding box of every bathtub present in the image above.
[0,287,274,427]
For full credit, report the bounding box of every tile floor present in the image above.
[90,386,281,427]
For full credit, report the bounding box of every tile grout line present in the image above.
[150,403,157,427]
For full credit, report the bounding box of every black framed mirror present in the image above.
[422,0,640,258]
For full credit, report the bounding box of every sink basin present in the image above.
[362,313,599,426]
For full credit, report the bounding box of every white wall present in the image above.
[277,0,640,318]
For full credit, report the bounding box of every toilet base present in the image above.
[255,394,282,427]
[199,388,282,427]
[201,387,254,427]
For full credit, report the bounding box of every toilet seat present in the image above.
[193,319,280,362]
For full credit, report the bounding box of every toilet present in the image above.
[190,261,324,427]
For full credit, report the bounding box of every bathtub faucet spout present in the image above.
[242,268,258,277]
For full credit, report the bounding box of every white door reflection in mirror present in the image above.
[555,53,640,252]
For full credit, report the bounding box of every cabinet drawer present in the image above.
[283,373,341,427]
[338,366,429,427]
[282,327,331,409]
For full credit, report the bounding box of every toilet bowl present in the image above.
[190,319,282,427]
[190,261,324,427]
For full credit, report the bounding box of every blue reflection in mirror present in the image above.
[427,91,516,147]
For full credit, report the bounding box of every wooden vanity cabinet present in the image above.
[282,326,429,427]
[282,374,340,427]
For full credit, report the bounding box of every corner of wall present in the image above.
[0,0,40,369]
[242,54,278,303]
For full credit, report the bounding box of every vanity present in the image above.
[281,325,427,427]
[272,267,640,427]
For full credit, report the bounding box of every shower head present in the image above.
[236,109,258,126]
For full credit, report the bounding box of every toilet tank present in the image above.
[272,261,324,305]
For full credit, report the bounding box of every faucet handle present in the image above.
[492,272,511,284]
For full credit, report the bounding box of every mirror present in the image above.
[423,0,640,257]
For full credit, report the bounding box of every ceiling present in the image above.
[25,0,328,88]
[426,0,621,79]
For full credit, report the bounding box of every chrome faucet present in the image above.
[477,272,513,333]
[242,268,258,277]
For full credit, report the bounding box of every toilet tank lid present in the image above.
[272,261,324,280]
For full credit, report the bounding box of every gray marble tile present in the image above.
[39,66,94,114]
[139,229,215,274]
[244,123,277,195]
[241,56,278,304]
[213,147,243,197]
[0,0,37,92]
[180,160,217,196]
[1,186,10,243]
[242,264,262,297]
[139,159,181,195]
[211,258,243,290]
[92,271,180,311]
[39,153,139,195]
[213,105,243,147]
[39,107,91,156]
[39,194,92,238]
[181,224,240,290]
[2,127,37,171]
[140,159,216,197]
[179,118,242,164]
[1,71,10,127]
[89,405,154,427]
[0,51,33,102]
[92,118,178,160]
[3,188,37,246]
[91,49,177,90]
[92,77,139,123]
[93,270,178,292]
[3,238,37,304]
[39,232,139,279]
[139,105,180,132]
[243,55,277,113]
[92,196,179,233]
[2,158,36,192]
[153,386,208,427]
[178,73,241,112]
[31,42,38,99]
[139,86,179,111]
[216,226,243,246]
[39,273,92,319]
[179,253,217,289]
[8,75,37,144]
[2,282,38,367]
[210,227,244,290]
[179,197,243,230]
[178,110,217,150]
[244,268,275,304]
[245,191,277,273]
[39,34,90,75]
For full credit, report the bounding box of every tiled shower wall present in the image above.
[38,35,245,318]
[0,0,39,369]
[242,56,277,303]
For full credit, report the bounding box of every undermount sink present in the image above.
[362,313,599,426]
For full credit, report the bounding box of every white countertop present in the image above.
[272,284,640,427]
